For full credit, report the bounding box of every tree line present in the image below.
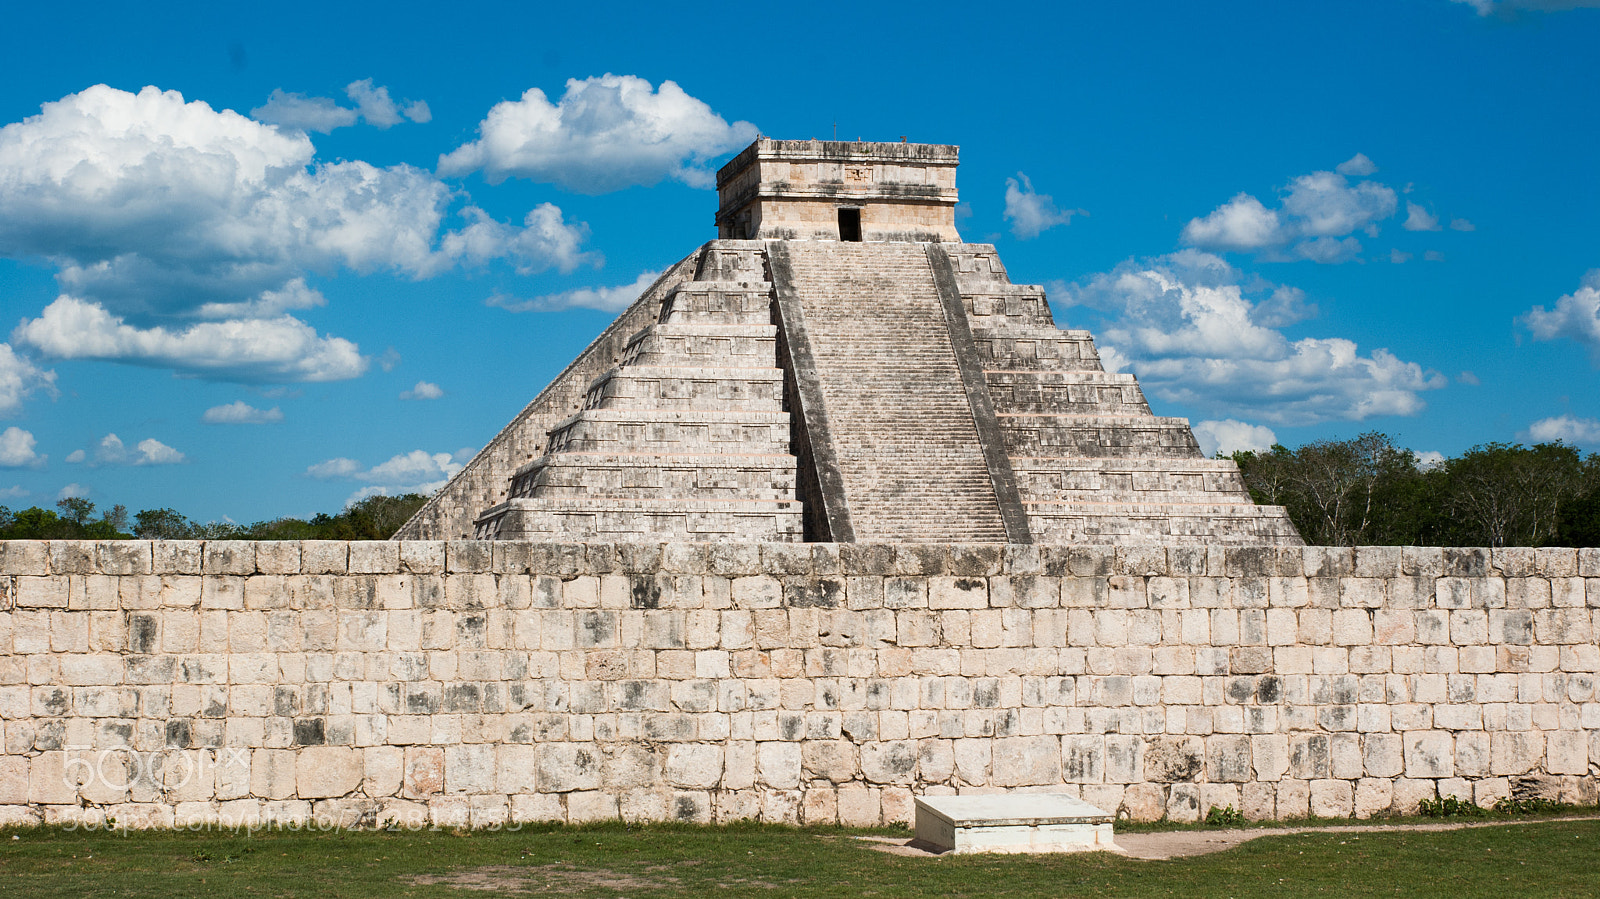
[0,494,428,542]
[4,437,1597,548]
[1231,433,1600,547]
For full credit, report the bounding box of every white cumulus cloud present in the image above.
[249,89,358,132]
[58,482,89,500]
[306,457,363,479]
[1192,419,1278,458]
[1520,270,1600,366]
[1181,163,1399,263]
[364,450,461,486]
[1002,173,1082,239]
[78,433,186,466]
[196,277,326,321]
[0,84,593,382]
[438,74,758,193]
[202,400,283,424]
[305,448,470,496]
[343,79,405,129]
[436,204,597,275]
[486,270,661,314]
[0,426,45,468]
[0,343,56,417]
[135,438,185,465]
[1335,153,1377,177]
[1522,414,1600,446]
[1179,193,1281,252]
[14,296,367,382]
[1414,451,1446,470]
[1060,250,1446,425]
[1403,202,1441,231]
[1281,171,1396,237]
[250,80,431,133]
[400,381,444,400]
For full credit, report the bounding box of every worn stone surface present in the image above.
[2,539,1596,828]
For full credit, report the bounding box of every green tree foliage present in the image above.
[132,508,194,539]
[1442,442,1589,547]
[134,493,429,541]
[1233,434,1600,547]
[0,499,133,539]
[1230,432,1427,546]
[1557,484,1600,546]
[6,494,428,541]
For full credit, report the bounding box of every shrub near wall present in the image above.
[0,540,1596,829]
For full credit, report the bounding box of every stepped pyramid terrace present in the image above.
[396,139,1301,546]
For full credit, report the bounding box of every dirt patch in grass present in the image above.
[410,862,676,893]
[408,861,784,894]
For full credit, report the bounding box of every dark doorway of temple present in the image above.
[838,208,862,241]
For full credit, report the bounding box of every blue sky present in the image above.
[1,0,1598,523]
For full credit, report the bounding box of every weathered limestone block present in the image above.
[1165,782,1201,822]
[990,735,1060,786]
[296,746,362,799]
[665,743,723,789]
[756,741,801,789]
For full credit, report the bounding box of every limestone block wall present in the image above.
[1,540,1597,830]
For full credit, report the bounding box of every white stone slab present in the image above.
[913,793,1117,855]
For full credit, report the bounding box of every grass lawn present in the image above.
[2,817,1597,898]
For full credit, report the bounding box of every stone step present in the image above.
[985,370,1150,415]
[1021,487,1258,504]
[1027,503,1306,545]
[972,328,1103,371]
[516,465,796,501]
[583,366,785,412]
[545,409,792,456]
[620,323,778,367]
[962,283,1056,330]
[942,244,1011,283]
[1010,457,1251,497]
[477,496,804,541]
[997,413,1204,459]
[509,449,798,501]
[660,282,774,325]
[696,240,769,282]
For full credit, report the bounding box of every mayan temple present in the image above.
[396,139,1301,546]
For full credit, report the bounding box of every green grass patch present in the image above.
[3,817,1598,898]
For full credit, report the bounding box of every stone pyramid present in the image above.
[395,139,1301,546]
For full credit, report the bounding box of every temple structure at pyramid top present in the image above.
[395,139,1302,546]
[715,139,961,242]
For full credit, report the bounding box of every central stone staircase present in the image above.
[777,242,1009,542]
